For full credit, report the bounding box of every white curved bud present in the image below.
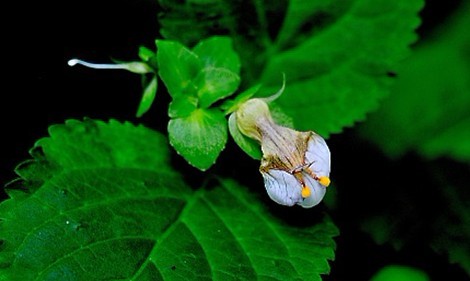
[68,59,152,74]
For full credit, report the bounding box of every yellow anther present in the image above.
[301,186,311,198]
[317,176,331,187]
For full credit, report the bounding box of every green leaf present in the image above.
[138,46,158,70]
[263,0,423,136]
[0,119,338,280]
[168,108,228,170]
[157,36,242,118]
[228,113,262,160]
[370,265,430,281]
[195,67,240,108]
[168,95,198,119]
[31,119,170,174]
[139,46,156,62]
[136,76,158,117]
[359,4,470,161]
[193,179,339,281]
[157,36,244,168]
[158,0,423,137]
[0,119,179,280]
[156,40,202,98]
[192,36,241,74]
[192,36,242,108]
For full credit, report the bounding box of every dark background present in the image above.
[1,0,467,280]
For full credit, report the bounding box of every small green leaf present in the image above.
[168,108,228,170]
[168,95,198,118]
[370,265,430,281]
[138,46,156,61]
[138,46,158,70]
[156,36,242,118]
[192,36,241,73]
[196,67,241,108]
[156,40,202,97]
[221,83,262,114]
[228,113,262,160]
[136,76,158,117]
[0,119,338,280]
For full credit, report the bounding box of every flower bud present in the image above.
[68,59,152,74]
[235,98,331,208]
[236,98,272,141]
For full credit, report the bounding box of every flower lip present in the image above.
[261,132,331,208]
[262,169,302,206]
[298,171,328,208]
[261,165,328,208]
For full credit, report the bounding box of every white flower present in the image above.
[235,98,331,208]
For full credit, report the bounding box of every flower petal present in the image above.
[305,134,331,176]
[261,169,302,206]
[298,174,327,208]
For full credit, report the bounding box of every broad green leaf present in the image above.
[168,108,228,170]
[359,4,470,161]
[0,119,180,280]
[136,76,158,117]
[158,0,423,137]
[194,179,339,281]
[262,0,423,136]
[192,36,241,74]
[29,119,170,175]
[370,265,430,281]
[195,67,240,108]
[156,40,202,97]
[0,119,338,280]
[228,113,262,160]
